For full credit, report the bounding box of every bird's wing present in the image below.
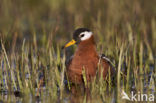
[100,54,113,65]
[99,54,116,78]
[65,55,73,69]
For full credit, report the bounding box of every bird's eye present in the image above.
[80,34,85,38]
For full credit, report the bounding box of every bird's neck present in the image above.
[76,36,98,57]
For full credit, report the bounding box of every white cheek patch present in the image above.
[80,31,93,41]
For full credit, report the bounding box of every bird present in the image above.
[63,28,115,86]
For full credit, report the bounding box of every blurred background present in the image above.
[0,0,155,102]
[0,0,156,53]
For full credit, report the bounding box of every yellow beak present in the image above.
[63,39,76,48]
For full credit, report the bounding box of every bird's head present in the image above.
[63,28,93,48]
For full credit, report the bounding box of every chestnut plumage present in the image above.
[64,28,115,84]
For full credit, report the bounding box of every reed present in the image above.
[0,0,155,102]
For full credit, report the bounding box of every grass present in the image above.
[0,0,156,103]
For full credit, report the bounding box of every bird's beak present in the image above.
[63,39,76,49]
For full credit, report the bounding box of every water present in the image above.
[0,60,155,103]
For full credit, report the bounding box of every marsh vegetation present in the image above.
[0,0,155,103]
